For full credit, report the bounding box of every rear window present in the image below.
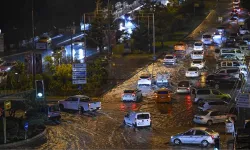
[193,51,202,54]
[137,114,150,119]
[165,56,173,59]
[188,68,198,71]
[203,35,212,38]
[197,89,210,95]
[194,43,202,46]
[178,81,189,87]
[157,91,169,94]
[140,75,150,79]
[138,84,150,87]
[124,90,135,93]
[193,60,202,64]
[80,97,90,102]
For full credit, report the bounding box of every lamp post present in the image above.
[31,0,36,89]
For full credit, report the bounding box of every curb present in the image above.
[0,128,47,149]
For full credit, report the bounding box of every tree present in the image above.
[43,56,55,74]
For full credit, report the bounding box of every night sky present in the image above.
[2,0,134,44]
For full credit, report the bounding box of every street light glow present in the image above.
[37,93,43,97]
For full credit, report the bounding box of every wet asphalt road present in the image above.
[22,0,246,149]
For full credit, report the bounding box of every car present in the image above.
[153,88,172,103]
[215,67,242,78]
[206,73,242,89]
[216,60,247,70]
[239,27,249,35]
[213,31,222,39]
[202,34,213,45]
[193,110,237,126]
[0,61,17,72]
[232,14,239,19]
[216,26,226,35]
[193,41,204,51]
[218,54,239,61]
[229,17,238,24]
[191,59,205,69]
[191,88,231,103]
[220,48,244,61]
[58,95,101,112]
[233,6,241,12]
[155,73,170,88]
[163,54,177,65]
[176,80,192,94]
[170,127,219,147]
[121,89,142,102]
[185,67,200,77]
[174,42,188,51]
[233,4,240,9]
[231,9,238,16]
[233,0,240,4]
[137,74,153,88]
[123,112,151,128]
[191,50,204,60]
[198,101,230,111]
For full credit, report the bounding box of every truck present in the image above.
[58,95,101,113]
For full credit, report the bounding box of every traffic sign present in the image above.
[24,122,29,131]
[4,100,11,110]
[72,63,87,84]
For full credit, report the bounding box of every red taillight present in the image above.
[211,135,215,139]
[132,93,136,97]
[187,88,190,90]
[122,94,124,96]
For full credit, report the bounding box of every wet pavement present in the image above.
[20,0,245,149]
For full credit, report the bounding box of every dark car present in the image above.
[206,74,241,89]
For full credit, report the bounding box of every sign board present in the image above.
[4,100,11,110]
[225,122,234,133]
[72,63,87,84]
[36,42,47,50]
[236,94,250,108]
[24,122,28,131]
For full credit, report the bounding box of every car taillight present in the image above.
[168,95,170,98]
[132,93,136,97]
[122,94,124,96]
[187,88,190,90]
[211,135,215,139]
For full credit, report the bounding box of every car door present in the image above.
[209,111,220,123]
[70,97,79,110]
[179,130,195,144]
[64,97,73,109]
[193,130,208,144]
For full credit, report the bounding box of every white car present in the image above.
[123,112,151,127]
[191,59,205,69]
[216,26,226,35]
[176,80,191,94]
[233,0,240,4]
[185,67,200,77]
[137,74,152,88]
[191,51,204,60]
[170,127,219,147]
[202,34,213,45]
[239,27,249,35]
[193,110,237,126]
[156,73,170,88]
[163,54,177,65]
[121,89,142,102]
[193,41,204,51]
[234,6,240,12]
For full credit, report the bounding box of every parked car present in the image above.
[198,101,231,112]
[123,112,151,128]
[202,34,213,45]
[170,127,219,147]
[121,89,142,102]
[193,41,204,51]
[185,67,200,77]
[176,80,192,94]
[191,88,231,103]
[193,110,237,126]
[58,95,101,112]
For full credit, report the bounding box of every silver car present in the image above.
[170,127,219,147]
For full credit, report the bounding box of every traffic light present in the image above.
[35,80,44,98]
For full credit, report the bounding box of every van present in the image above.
[191,88,231,103]
[216,60,247,69]
[123,112,151,127]
[220,48,245,60]
[153,88,172,103]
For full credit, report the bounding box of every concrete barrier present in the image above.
[0,128,47,149]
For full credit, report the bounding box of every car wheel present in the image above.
[59,104,64,111]
[174,139,181,145]
[81,107,85,114]
[207,120,213,126]
[201,140,209,147]
[215,84,219,89]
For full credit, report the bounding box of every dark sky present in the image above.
[1,0,135,43]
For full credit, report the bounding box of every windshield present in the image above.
[124,90,135,93]
[137,114,150,119]
[193,51,202,54]
[198,111,209,116]
[188,68,197,71]
[203,35,212,38]
[138,84,150,87]
[165,56,173,59]
[194,43,202,46]
[178,81,189,87]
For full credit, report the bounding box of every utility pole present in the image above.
[32,0,36,89]
[152,13,155,78]
[83,14,87,62]
[107,0,111,55]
